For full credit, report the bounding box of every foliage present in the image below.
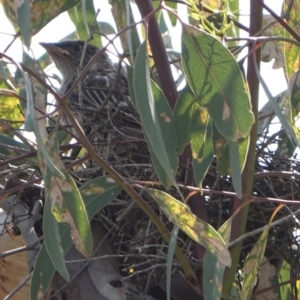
[0,0,300,299]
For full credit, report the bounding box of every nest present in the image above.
[58,95,192,293]
[58,90,300,293]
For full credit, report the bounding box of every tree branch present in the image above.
[135,0,178,108]
[136,0,209,269]
[222,0,263,298]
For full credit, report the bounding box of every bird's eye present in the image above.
[73,45,81,52]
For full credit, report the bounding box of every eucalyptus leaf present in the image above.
[43,198,70,281]
[181,24,253,141]
[174,86,214,188]
[31,176,121,299]
[17,0,31,48]
[134,41,178,188]
[43,130,92,258]
[147,188,231,267]
[68,0,102,47]
[242,227,270,300]
[203,216,232,300]
[1,0,80,36]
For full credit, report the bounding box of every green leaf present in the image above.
[227,0,239,47]
[30,223,72,300]
[203,215,232,300]
[0,134,29,157]
[158,9,168,34]
[213,124,249,176]
[23,74,36,132]
[125,1,140,63]
[190,107,213,189]
[68,0,102,47]
[276,130,295,157]
[213,124,229,174]
[167,226,179,300]
[283,2,300,78]
[80,176,122,219]
[165,1,177,26]
[242,226,270,300]
[17,0,30,48]
[31,175,121,299]
[0,81,24,131]
[173,87,195,154]
[98,21,116,35]
[22,71,61,178]
[287,71,300,122]
[42,130,93,258]
[254,53,300,148]
[43,197,70,281]
[229,141,242,198]
[181,24,253,141]
[174,86,214,188]
[1,0,81,36]
[0,61,8,80]
[0,134,36,167]
[110,0,127,51]
[237,135,249,173]
[203,250,225,300]
[31,244,57,300]
[147,188,232,267]
[128,66,174,186]
[134,41,178,188]
[278,260,292,299]
[16,50,48,113]
[257,100,275,134]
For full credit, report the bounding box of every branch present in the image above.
[136,0,210,265]
[135,0,178,108]
[222,0,263,298]
[255,0,300,43]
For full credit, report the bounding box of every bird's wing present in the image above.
[68,70,129,110]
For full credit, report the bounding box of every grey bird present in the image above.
[40,40,128,111]
[40,40,142,161]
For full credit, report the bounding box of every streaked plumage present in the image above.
[40,40,128,112]
[40,40,144,165]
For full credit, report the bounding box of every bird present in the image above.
[40,40,128,111]
[40,40,143,164]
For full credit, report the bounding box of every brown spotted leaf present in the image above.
[283,0,300,78]
[173,86,214,189]
[242,227,270,300]
[1,0,80,39]
[41,129,92,259]
[0,81,24,132]
[203,212,232,300]
[147,188,231,267]
[31,176,121,300]
[213,124,249,176]
[109,0,127,51]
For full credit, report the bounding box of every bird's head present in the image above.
[40,40,111,80]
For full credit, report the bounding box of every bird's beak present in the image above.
[40,43,70,57]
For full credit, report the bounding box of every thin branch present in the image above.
[3,272,32,300]
[255,0,300,43]
[132,182,300,205]
[229,207,300,248]
[226,36,300,48]
[0,236,43,258]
